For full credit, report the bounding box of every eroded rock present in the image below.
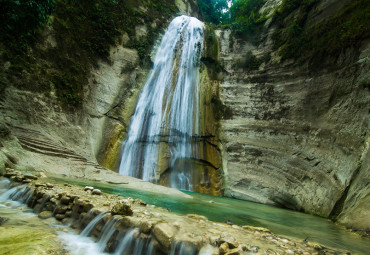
[38,211,53,219]
[153,223,177,250]
[111,201,133,216]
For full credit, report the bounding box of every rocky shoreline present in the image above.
[1,168,350,254]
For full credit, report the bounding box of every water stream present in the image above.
[53,176,370,254]
[118,15,204,190]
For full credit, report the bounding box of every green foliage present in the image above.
[0,0,56,50]
[198,0,231,25]
[0,0,177,107]
[272,0,370,64]
[230,0,267,39]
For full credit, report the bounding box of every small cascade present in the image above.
[170,241,197,255]
[35,195,50,213]
[97,217,119,252]
[113,228,154,255]
[80,211,108,237]
[118,15,204,191]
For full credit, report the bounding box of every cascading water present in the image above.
[118,15,204,190]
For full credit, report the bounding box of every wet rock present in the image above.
[134,199,147,206]
[139,219,153,233]
[83,203,94,212]
[4,169,16,178]
[62,218,70,225]
[22,179,32,183]
[84,186,94,191]
[54,205,68,214]
[45,183,54,188]
[153,223,177,250]
[0,217,9,225]
[220,236,238,249]
[225,220,233,225]
[61,196,71,205]
[111,201,133,216]
[92,189,102,195]
[119,216,140,229]
[209,235,220,245]
[219,242,229,254]
[65,210,72,217]
[55,214,65,221]
[23,173,38,180]
[225,247,242,255]
[38,211,53,219]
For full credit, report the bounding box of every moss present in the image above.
[211,95,233,120]
[0,0,177,109]
[201,26,224,80]
[272,0,370,64]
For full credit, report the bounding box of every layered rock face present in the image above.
[216,1,369,230]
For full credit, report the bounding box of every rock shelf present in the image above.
[1,168,348,255]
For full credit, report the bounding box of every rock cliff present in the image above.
[216,0,369,232]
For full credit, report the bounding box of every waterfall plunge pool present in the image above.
[50,176,370,254]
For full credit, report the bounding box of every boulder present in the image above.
[92,189,102,195]
[111,201,133,216]
[54,205,68,214]
[45,183,54,188]
[84,186,94,191]
[23,173,38,180]
[61,196,71,205]
[55,214,65,221]
[38,211,53,219]
[118,216,140,230]
[139,219,153,233]
[219,242,229,255]
[219,236,238,249]
[153,223,177,250]
[83,202,94,212]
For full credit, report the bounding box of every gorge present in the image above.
[0,0,369,254]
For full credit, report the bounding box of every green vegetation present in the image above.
[198,0,231,24]
[197,0,267,40]
[272,0,370,63]
[230,0,267,39]
[1,0,56,48]
[0,0,177,107]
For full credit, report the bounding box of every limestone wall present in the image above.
[216,1,370,231]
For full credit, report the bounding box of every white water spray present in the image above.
[118,15,204,190]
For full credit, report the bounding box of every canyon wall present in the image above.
[216,0,369,231]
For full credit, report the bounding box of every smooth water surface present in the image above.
[52,177,370,254]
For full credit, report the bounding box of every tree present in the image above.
[198,0,231,24]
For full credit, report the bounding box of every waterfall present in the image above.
[118,15,204,190]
